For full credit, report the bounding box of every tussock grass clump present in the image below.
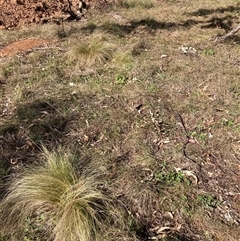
[119,0,154,9]
[66,35,114,67]
[0,148,114,241]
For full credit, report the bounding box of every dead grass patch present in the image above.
[1,0,240,240]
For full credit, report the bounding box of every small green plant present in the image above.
[148,84,156,92]
[0,147,116,241]
[191,131,207,141]
[202,48,215,56]
[221,118,234,127]
[115,73,127,85]
[197,194,221,208]
[155,171,184,184]
[3,65,14,78]
[23,214,46,241]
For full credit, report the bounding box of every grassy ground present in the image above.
[1,0,240,240]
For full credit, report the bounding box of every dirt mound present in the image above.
[0,0,81,29]
[0,0,113,29]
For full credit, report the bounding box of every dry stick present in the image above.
[215,23,240,42]
[163,102,201,166]
[175,112,198,164]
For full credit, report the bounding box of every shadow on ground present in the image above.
[0,98,76,174]
[81,18,201,37]
[187,3,240,17]
[80,3,240,38]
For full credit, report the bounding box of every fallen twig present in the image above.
[215,23,240,42]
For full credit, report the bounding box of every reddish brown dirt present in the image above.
[0,0,116,29]
[0,0,84,29]
[0,1,117,57]
[0,38,51,57]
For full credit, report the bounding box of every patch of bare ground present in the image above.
[0,0,118,29]
[0,38,51,57]
[1,0,240,241]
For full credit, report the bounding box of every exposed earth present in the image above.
[0,38,51,57]
[0,0,113,29]
[0,0,115,57]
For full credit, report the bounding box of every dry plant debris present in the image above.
[1,0,240,241]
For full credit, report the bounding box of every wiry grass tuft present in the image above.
[119,0,154,9]
[66,35,115,67]
[112,51,133,69]
[0,148,114,241]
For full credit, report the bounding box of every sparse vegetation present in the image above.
[1,0,240,240]
[119,0,154,9]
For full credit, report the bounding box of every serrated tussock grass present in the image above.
[119,0,154,9]
[66,35,115,67]
[0,147,116,241]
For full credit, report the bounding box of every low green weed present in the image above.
[197,194,221,208]
[115,73,127,85]
[155,171,185,184]
[202,48,215,56]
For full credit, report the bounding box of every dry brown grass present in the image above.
[1,0,240,240]
[66,34,115,67]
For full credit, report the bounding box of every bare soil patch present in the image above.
[0,38,50,57]
[0,0,83,29]
[0,0,116,29]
